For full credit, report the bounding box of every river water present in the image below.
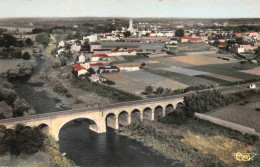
[11,55,185,167]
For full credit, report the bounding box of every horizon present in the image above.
[0,0,260,19]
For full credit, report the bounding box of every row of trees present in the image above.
[183,89,259,117]
[0,34,33,48]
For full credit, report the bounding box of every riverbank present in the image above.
[119,119,260,167]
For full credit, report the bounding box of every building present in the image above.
[93,49,111,55]
[190,38,202,43]
[76,54,86,63]
[89,62,104,71]
[98,66,120,73]
[71,43,81,53]
[218,39,226,43]
[72,64,88,77]
[83,34,98,42]
[127,19,134,33]
[181,36,189,43]
[91,54,110,62]
[109,49,137,56]
[90,42,101,52]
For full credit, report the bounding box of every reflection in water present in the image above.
[59,119,185,167]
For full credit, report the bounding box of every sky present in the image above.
[0,0,260,18]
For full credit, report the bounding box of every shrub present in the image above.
[13,98,32,117]
[22,51,31,60]
[0,124,46,156]
[59,56,67,66]
[53,82,68,94]
[52,60,61,69]
[35,32,50,46]
[0,87,17,105]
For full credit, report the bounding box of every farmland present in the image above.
[206,96,260,132]
[103,48,260,95]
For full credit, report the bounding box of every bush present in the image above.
[53,82,68,94]
[0,87,17,105]
[22,51,31,60]
[52,60,61,69]
[13,98,32,117]
[59,56,67,67]
[0,124,46,156]
[35,32,50,46]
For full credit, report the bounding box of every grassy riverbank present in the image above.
[120,119,260,167]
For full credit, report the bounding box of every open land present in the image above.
[206,96,260,132]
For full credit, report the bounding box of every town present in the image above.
[0,1,260,167]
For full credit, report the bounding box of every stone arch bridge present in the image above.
[0,95,184,141]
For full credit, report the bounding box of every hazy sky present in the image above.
[0,0,260,18]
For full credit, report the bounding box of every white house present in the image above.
[91,54,110,62]
[72,64,88,77]
[77,54,86,63]
[181,36,189,43]
[71,43,81,53]
[58,41,65,48]
[120,66,140,71]
[90,42,101,52]
[83,34,98,43]
[109,49,137,56]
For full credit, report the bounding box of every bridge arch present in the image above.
[154,105,164,120]
[118,111,130,127]
[143,107,153,120]
[57,117,99,141]
[165,104,174,115]
[131,109,142,123]
[106,113,118,129]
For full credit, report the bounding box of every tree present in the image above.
[156,87,164,95]
[240,60,246,70]
[175,29,184,37]
[0,34,18,48]
[35,32,50,46]
[145,86,153,95]
[2,124,46,156]
[22,52,31,60]
[25,38,33,46]
[81,41,90,52]
[88,67,96,75]
[124,31,131,38]
[59,56,67,66]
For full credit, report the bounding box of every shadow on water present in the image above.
[59,119,185,167]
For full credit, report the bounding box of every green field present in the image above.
[186,63,260,81]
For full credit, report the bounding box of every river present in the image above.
[11,54,185,167]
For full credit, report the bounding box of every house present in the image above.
[235,32,242,38]
[218,39,226,43]
[91,54,110,62]
[76,54,86,63]
[98,66,120,73]
[181,36,189,43]
[89,62,104,71]
[190,38,202,42]
[90,42,101,52]
[58,41,65,48]
[114,62,140,72]
[93,49,111,55]
[109,49,137,56]
[83,34,98,42]
[70,43,81,53]
[218,45,226,49]
[72,64,88,77]
[150,31,157,37]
